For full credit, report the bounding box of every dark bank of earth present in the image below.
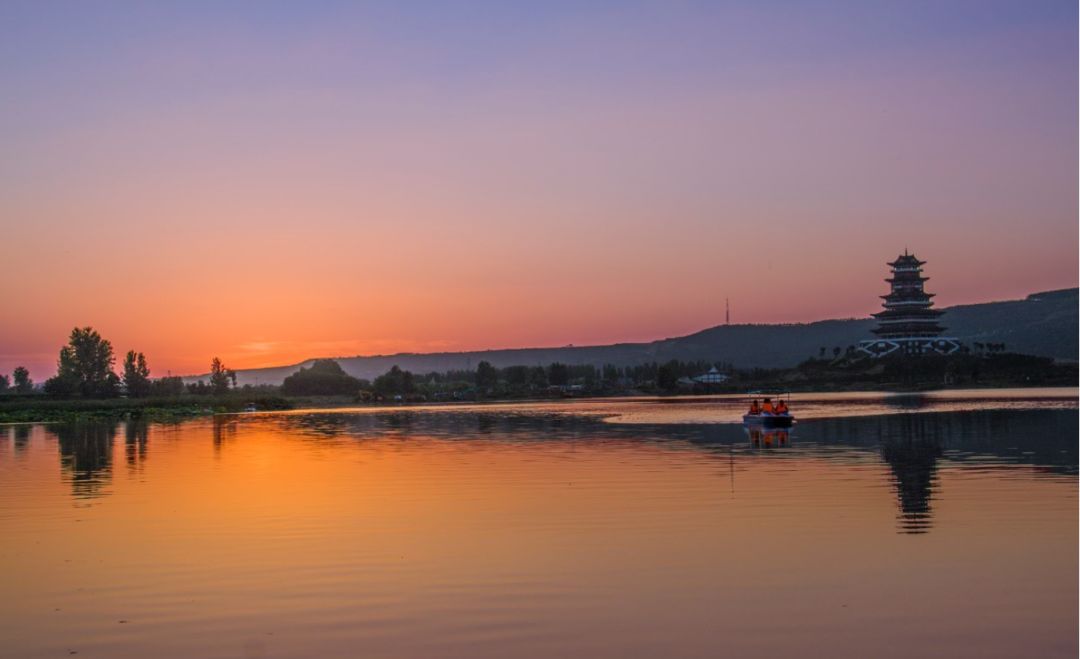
[0,394,292,424]
[1,352,1074,424]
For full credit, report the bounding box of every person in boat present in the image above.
[761,398,774,414]
[775,399,789,415]
[749,399,761,415]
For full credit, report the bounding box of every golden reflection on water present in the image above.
[0,402,1076,659]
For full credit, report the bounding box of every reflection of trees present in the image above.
[798,410,1076,475]
[13,425,31,453]
[50,420,118,500]
[213,416,239,455]
[272,411,607,443]
[937,411,1078,476]
[879,417,942,535]
[383,413,414,434]
[268,408,1076,479]
[476,414,495,434]
[124,419,149,470]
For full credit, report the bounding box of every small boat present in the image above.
[742,390,795,428]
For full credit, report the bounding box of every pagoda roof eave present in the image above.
[887,255,926,266]
[872,310,944,319]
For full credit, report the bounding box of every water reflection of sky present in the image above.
[6,400,1075,532]
[273,406,1077,536]
[263,405,1078,472]
[0,396,1076,659]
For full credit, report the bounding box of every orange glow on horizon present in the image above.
[1,3,1075,378]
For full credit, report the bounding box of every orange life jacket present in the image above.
[762,401,774,413]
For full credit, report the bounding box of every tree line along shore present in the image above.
[1,326,1075,424]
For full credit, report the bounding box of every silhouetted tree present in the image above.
[209,357,234,396]
[657,360,680,391]
[0,374,9,393]
[548,362,569,386]
[374,365,415,397]
[504,365,530,387]
[528,366,548,388]
[45,327,119,397]
[151,376,186,397]
[476,360,498,389]
[282,359,362,396]
[602,364,620,382]
[122,351,151,397]
[12,366,32,393]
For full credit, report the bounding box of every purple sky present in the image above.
[1,1,1076,377]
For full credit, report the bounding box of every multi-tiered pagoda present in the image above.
[859,251,960,357]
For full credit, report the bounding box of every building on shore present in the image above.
[692,366,729,384]
[859,251,961,357]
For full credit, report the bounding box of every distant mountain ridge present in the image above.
[208,288,1078,386]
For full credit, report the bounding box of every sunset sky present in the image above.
[2,1,1076,378]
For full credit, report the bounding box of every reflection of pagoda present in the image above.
[875,414,945,534]
[859,251,960,357]
[881,436,941,534]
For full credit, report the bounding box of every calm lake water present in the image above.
[1,389,1076,658]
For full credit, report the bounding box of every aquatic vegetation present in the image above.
[0,395,292,424]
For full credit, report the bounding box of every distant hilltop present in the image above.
[204,288,1078,386]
